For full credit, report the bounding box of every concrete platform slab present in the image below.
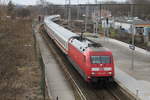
[115,67,150,100]
[35,26,75,100]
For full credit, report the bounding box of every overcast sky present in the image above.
[11,0,127,5]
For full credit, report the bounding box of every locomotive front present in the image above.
[84,47,115,83]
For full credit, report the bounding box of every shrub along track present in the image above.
[40,24,132,100]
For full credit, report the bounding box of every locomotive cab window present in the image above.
[91,56,111,64]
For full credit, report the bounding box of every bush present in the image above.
[110,27,118,38]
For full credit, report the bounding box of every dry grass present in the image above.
[0,18,43,100]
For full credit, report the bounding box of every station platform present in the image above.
[34,26,75,100]
[88,36,150,100]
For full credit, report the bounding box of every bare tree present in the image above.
[0,0,7,16]
[7,0,15,17]
[16,8,31,18]
[128,0,150,4]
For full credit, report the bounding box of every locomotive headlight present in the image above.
[92,72,96,75]
[91,68,99,71]
[104,67,112,71]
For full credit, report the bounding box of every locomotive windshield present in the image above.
[91,56,111,64]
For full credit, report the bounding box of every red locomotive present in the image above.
[44,15,114,83]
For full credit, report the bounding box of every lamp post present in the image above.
[131,24,135,71]
[131,4,135,71]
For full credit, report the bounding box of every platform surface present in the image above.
[35,28,75,100]
[88,36,150,100]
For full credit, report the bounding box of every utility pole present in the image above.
[93,1,96,34]
[40,0,47,15]
[100,2,101,21]
[65,0,68,20]
[65,0,71,24]
[93,11,96,34]
[95,0,98,34]
[68,0,71,25]
[85,0,89,32]
[77,0,80,20]
[106,17,109,39]
[103,5,109,40]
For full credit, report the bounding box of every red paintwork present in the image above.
[68,42,114,82]
[87,50,115,81]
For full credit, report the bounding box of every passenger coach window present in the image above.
[91,56,111,64]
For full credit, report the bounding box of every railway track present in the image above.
[39,25,132,100]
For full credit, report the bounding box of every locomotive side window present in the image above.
[91,56,111,64]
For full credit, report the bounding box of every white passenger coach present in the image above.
[44,15,77,54]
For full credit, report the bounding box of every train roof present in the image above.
[70,36,110,52]
[44,16,77,42]
[44,15,111,53]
